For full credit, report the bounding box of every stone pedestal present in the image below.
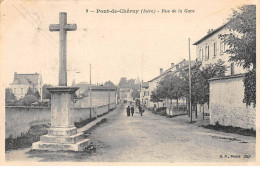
[32,87,90,151]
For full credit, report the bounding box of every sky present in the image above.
[0,0,255,86]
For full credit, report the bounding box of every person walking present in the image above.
[126,106,130,117]
[138,105,143,116]
[131,105,134,116]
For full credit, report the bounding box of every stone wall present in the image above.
[75,90,116,108]
[209,75,255,129]
[5,103,116,138]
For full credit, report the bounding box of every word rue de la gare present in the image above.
[86,8,195,14]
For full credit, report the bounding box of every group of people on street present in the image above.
[126,104,144,117]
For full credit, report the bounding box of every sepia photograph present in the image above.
[0,0,258,165]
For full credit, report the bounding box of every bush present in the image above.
[22,94,39,106]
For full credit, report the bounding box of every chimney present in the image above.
[160,68,163,75]
[176,65,179,69]
[207,29,214,34]
[14,72,17,79]
[171,63,174,67]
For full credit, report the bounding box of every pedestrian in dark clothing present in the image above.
[131,105,134,116]
[138,105,143,116]
[126,106,130,116]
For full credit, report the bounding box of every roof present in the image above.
[86,85,117,91]
[208,73,245,82]
[193,24,227,45]
[10,73,40,85]
[75,82,116,91]
[148,59,195,82]
[141,82,149,88]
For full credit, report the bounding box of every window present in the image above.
[201,48,204,61]
[205,45,209,60]
[144,91,149,96]
[199,48,202,61]
[213,42,217,57]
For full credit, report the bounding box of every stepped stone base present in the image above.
[32,127,90,151]
[32,138,90,151]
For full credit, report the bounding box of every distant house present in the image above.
[119,87,133,103]
[140,59,195,111]
[9,72,43,100]
[74,83,117,108]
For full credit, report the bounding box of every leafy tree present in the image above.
[22,94,39,106]
[156,74,186,109]
[42,84,52,100]
[25,87,34,96]
[118,77,128,87]
[104,81,115,86]
[200,60,227,104]
[180,60,227,105]
[34,91,41,99]
[243,69,255,106]
[150,90,163,108]
[5,88,16,103]
[131,88,140,99]
[220,5,256,106]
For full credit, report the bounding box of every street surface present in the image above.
[6,105,255,162]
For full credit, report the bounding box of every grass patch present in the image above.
[74,118,96,128]
[202,122,256,137]
[5,124,50,151]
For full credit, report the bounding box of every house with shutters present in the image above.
[193,24,245,76]
[193,24,255,129]
[9,72,43,100]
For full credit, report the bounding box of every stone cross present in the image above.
[49,12,77,86]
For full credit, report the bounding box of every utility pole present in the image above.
[188,38,192,123]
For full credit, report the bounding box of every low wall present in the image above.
[6,103,116,138]
[209,75,255,130]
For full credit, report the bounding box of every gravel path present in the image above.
[5,105,255,163]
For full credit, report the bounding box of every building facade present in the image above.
[119,87,133,103]
[193,24,255,129]
[74,85,117,108]
[193,24,246,76]
[9,72,43,100]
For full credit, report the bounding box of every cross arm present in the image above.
[64,24,77,31]
[49,24,60,31]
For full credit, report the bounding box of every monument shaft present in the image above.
[49,12,77,86]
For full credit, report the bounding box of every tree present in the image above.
[199,60,227,105]
[5,88,16,103]
[118,77,127,87]
[220,5,256,106]
[131,88,140,99]
[180,60,227,117]
[25,87,34,96]
[150,90,163,108]
[34,91,41,99]
[42,84,52,100]
[104,81,115,86]
[156,74,186,109]
[22,94,39,106]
